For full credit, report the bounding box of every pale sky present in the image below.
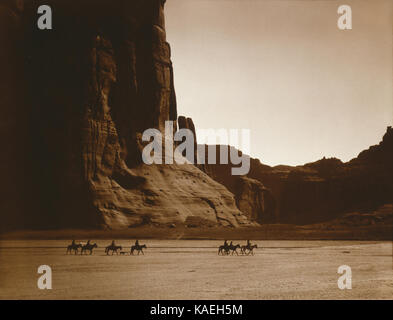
[165,0,393,166]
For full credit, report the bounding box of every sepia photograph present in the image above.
[0,0,392,306]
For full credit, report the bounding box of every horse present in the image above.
[240,245,248,255]
[131,244,147,255]
[81,242,98,255]
[228,243,241,255]
[66,243,82,255]
[218,245,230,255]
[105,244,122,255]
[241,244,258,255]
[247,244,258,255]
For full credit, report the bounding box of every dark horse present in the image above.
[218,243,240,255]
[105,244,122,255]
[66,243,82,255]
[81,242,98,255]
[218,245,230,255]
[241,244,258,255]
[131,244,147,255]
[228,243,241,255]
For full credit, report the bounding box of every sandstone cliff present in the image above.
[200,145,276,223]
[0,0,255,230]
[184,113,392,225]
[1,0,390,230]
[247,127,393,224]
[0,0,29,230]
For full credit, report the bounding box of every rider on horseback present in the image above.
[224,240,228,249]
[135,239,139,246]
[247,239,251,247]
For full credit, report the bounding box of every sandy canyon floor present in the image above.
[0,240,392,299]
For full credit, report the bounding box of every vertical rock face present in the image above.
[0,0,255,230]
[177,116,198,164]
[233,176,276,223]
[0,0,29,230]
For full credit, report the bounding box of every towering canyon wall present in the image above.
[0,0,29,230]
[0,0,256,230]
[1,1,389,230]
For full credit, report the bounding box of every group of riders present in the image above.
[66,239,257,256]
[218,239,257,255]
[66,239,146,255]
